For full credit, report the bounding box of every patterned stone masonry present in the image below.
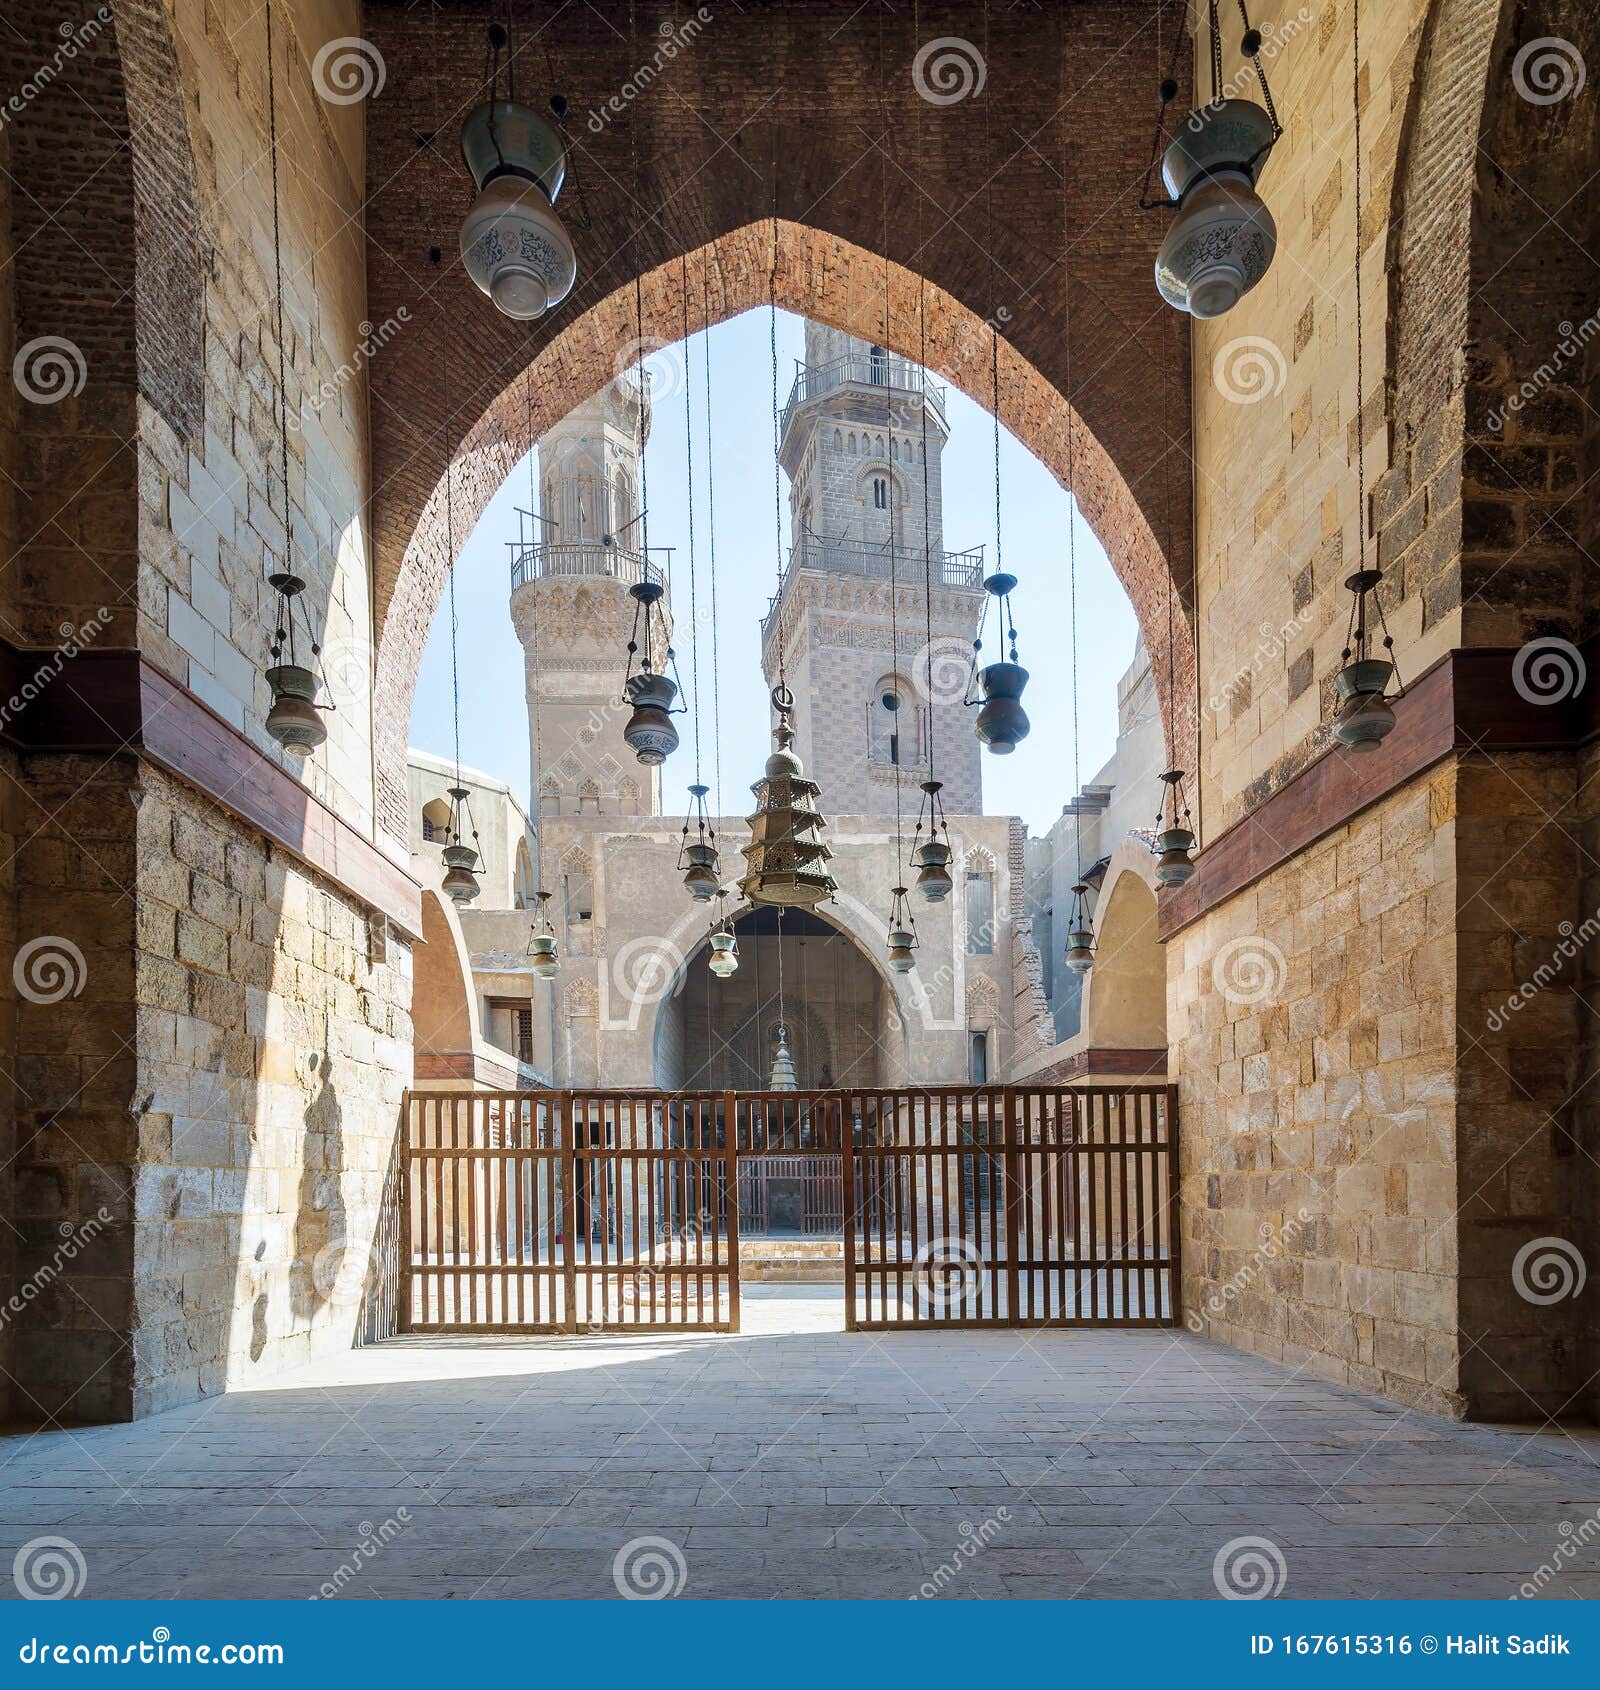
[1172,774,1461,1417]
[130,770,411,1415]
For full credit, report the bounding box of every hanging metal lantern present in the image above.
[458,28,577,322]
[439,784,482,906]
[1331,568,1400,753]
[678,783,720,899]
[620,572,683,766]
[768,1023,798,1092]
[739,686,838,908]
[909,779,954,901]
[885,884,918,974]
[706,891,739,978]
[1064,881,1096,976]
[264,573,329,756]
[966,572,1030,755]
[1145,6,1281,319]
[1151,769,1197,888]
[526,890,561,978]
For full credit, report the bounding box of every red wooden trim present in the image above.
[1039,1047,1170,1080]
[1159,652,1459,939]
[2,642,422,939]
[414,1049,538,1089]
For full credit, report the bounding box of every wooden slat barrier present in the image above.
[400,1085,1178,1334]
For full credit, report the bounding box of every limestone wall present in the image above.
[1171,774,1460,1416]
[131,769,411,1415]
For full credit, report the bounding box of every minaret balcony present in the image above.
[761,536,984,639]
[510,537,666,592]
[780,352,947,441]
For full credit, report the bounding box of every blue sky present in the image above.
[408,307,1138,838]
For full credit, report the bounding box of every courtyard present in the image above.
[4,1289,1597,1602]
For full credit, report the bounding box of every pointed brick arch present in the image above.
[373,227,1195,844]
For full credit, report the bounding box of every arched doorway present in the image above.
[653,905,906,1093]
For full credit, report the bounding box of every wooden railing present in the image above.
[399,1085,1178,1334]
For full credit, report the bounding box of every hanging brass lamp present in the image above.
[1151,769,1197,888]
[908,779,954,901]
[440,784,482,905]
[707,892,739,979]
[885,884,918,974]
[1064,881,1096,976]
[738,686,837,908]
[526,889,561,978]
[966,572,1030,755]
[620,570,682,766]
[678,783,720,900]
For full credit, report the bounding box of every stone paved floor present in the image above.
[3,1288,1599,1601]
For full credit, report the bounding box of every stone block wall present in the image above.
[1171,772,1461,1416]
[130,768,411,1415]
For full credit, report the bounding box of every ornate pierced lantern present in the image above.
[1151,769,1197,888]
[1064,881,1096,976]
[439,785,482,906]
[526,889,561,979]
[1145,5,1282,320]
[909,779,954,901]
[1332,569,1400,753]
[966,572,1030,755]
[458,26,577,322]
[678,783,719,900]
[885,884,918,974]
[739,687,837,908]
[620,572,682,766]
[264,574,329,756]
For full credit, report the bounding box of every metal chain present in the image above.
[682,256,701,789]
[702,260,723,816]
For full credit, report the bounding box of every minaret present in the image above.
[510,374,668,820]
[762,323,984,816]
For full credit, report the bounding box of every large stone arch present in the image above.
[361,1,1195,846]
[373,226,1195,844]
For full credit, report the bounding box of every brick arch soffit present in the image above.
[374,223,1198,843]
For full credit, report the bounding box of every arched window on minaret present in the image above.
[868,673,919,767]
[869,343,888,385]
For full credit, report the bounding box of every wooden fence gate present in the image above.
[400,1085,1177,1334]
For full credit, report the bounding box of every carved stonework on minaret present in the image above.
[761,323,985,817]
[510,375,671,820]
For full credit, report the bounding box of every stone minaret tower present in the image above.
[764,323,984,816]
[510,375,667,819]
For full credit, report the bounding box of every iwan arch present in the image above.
[0,0,1595,1429]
